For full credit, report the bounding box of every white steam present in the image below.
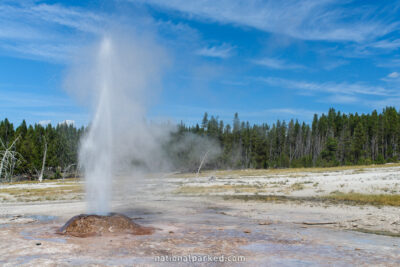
[169,133,221,172]
[65,28,223,215]
[65,31,168,215]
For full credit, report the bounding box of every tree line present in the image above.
[176,107,400,169]
[1,107,400,181]
[0,119,83,181]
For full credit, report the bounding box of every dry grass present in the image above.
[175,184,265,194]
[223,195,294,203]
[1,177,81,185]
[324,192,400,206]
[223,192,400,207]
[352,228,400,237]
[170,163,400,178]
[0,184,84,202]
[290,182,305,191]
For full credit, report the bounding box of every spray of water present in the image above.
[79,38,114,214]
[65,31,168,215]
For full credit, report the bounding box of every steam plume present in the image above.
[65,30,168,215]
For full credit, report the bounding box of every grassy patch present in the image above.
[290,182,305,191]
[222,193,400,207]
[175,184,266,194]
[223,195,295,203]
[0,185,84,202]
[170,163,400,178]
[323,192,400,206]
[0,177,80,185]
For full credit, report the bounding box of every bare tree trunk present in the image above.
[197,150,209,176]
[0,136,21,180]
[39,137,47,182]
[0,138,8,179]
[62,164,76,180]
[0,153,5,179]
[305,131,311,156]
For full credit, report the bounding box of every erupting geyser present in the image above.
[62,30,168,236]
[80,38,114,215]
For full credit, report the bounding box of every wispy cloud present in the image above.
[132,0,399,43]
[30,4,103,34]
[322,59,348,70]
[0,43,77,62]
[376,59,400,68]
[368,39,400,50]
[0,2,105,62]
[337,38,400,59]
[259,77,392,96]
[388,72,400,78]
[253,57,305,70]
[0,91,73,108]
[366,97,400,109]
[196,43,234,58]
[320,95,359,104]
[381,71,400,86]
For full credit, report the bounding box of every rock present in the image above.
[36,242,41,246]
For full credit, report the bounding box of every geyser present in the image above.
[65,30,168,216]
[80,38,114,215]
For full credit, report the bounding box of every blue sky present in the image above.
[1,0,400,127]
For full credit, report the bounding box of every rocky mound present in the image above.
[57,213,154,237]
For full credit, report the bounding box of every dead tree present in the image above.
[38,136,47,182]
[0,135,22,182]
[62,164,76,180]
[196,150,209,176]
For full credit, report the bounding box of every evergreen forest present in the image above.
[1,107,400,181]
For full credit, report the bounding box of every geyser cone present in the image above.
[57,213,154,238]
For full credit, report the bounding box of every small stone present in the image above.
[36,242,41,246]
[168,231,174,234]
[243,229,251,234]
